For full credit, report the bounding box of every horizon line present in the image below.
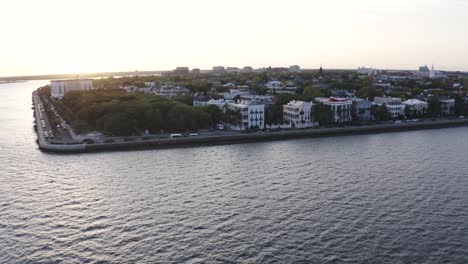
[1,67,467,80]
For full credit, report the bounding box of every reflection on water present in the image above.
[0,81,467,263]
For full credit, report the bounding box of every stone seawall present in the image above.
[36,119,468,153]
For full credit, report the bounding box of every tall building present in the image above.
[429,64,436,79]
[283,100,314,127]
[373,97,406,118]
[50,79,93,99]
[357,67,374,75]
[227,102,265,131]
[174,67,189,75]
[315,97,352,123]
[289,65,301,73]
[212,66,225,74]
[419,65,430,72]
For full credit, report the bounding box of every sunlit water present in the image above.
[1,81,468,263]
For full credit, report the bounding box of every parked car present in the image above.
[170,133,183,139]
[189,133,199,137]
[216,124,224,130]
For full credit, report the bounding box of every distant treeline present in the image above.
[0,71,165,82]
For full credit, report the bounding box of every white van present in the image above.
[170,133,183,139]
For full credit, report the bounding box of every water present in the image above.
[1,81,468,263]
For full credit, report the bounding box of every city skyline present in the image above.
[2,0,468,76]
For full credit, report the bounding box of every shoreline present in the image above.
[36,117,468,153]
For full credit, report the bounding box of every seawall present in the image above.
[36,118,468,153]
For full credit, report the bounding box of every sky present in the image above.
[1,0,467,76]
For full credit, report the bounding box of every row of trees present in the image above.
[49,89,233,136]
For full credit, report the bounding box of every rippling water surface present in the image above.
[1,81,468,263]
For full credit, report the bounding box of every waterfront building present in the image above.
[227,102,265,131]
[315,97,352,123]
[439,97,455,116]
[283,100,314,127]
[402,99,428,116]
[50,79,93,99]
[350,98,373,121]
[373,97,406,118]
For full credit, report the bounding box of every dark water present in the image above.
[1,81,468,263]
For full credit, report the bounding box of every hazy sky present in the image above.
[1,0,467,76]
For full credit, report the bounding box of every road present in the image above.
[33,93,76,144]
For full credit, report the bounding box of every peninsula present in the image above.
[32,65,468,153]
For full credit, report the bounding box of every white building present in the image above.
[223,89,250,100]
[429,64,436,79]
[206,99,229,110]
[315,97,352,123]
[50,79,93,99]
[240,95,274,105]
[357,67,375,76]
[402,99,428,115]
[145,81,156,87]
[156,85,190,98]
[227,102,265,131]
[374,97,406,118]
[439,98,455,116]
[283,100,314,128]
[289,65,301,73]
[266,81,283,90]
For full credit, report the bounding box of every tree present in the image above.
[357,86,380,101]
[303,86,325,100]
[201,105,224,127]
[314,103,333,126]
[427,97,441,117]
[371,104,391,121]
[454,95,465,116]
[173,94,193,106]
[144,108,163,133]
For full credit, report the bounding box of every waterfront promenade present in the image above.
[32,94,468,153]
